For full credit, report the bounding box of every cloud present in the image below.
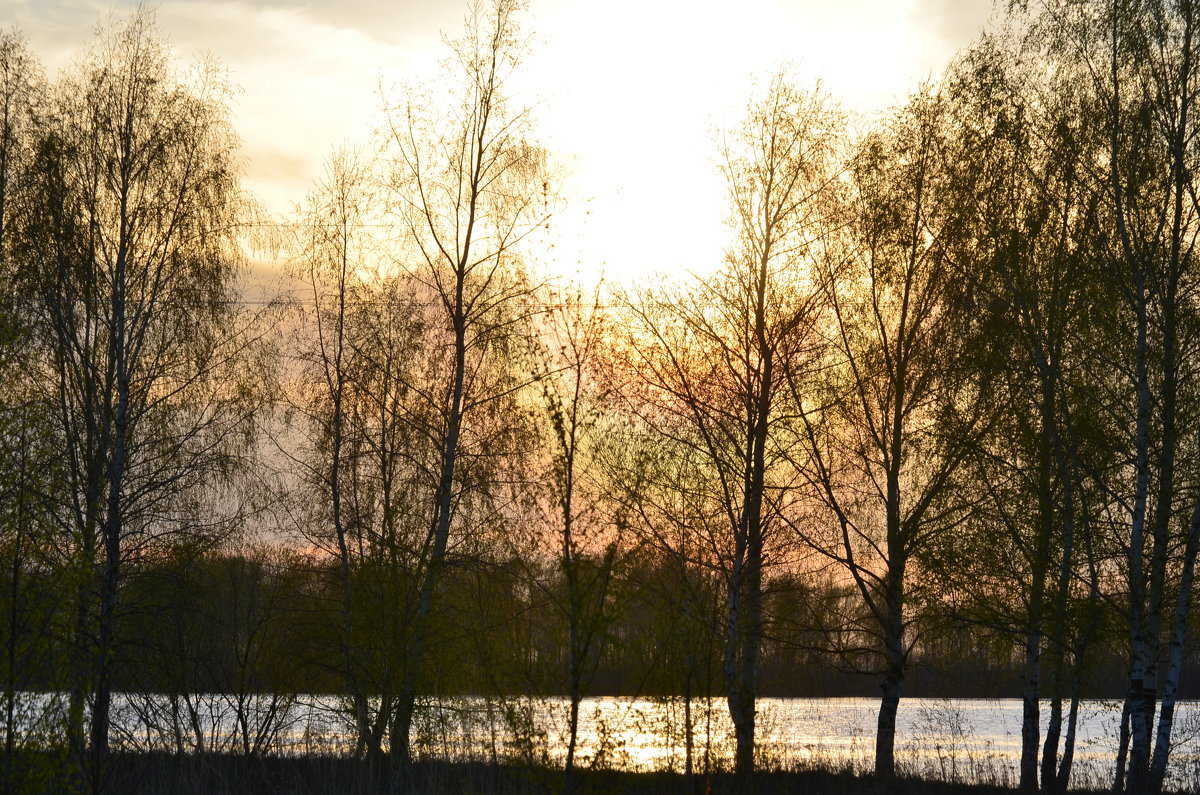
[1,0,1006,280]
[3,0,432,216]
[261,0,461,45]
[912,0,994,50]
[2,0,461,49]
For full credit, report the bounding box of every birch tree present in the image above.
[530,284,620,794]
[796,90,990,782]
[380,0,551,769]
[936,37,1112,791]
[622,73,839,784]
[1013,3,1200,791]
[289,148,382,760]
[20,11,256,788]
[0,29,62,791]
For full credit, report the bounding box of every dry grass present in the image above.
[3,751,1191,795]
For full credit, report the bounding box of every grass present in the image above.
[3,753,1179,794]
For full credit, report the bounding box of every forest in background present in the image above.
[2,0,1200,793]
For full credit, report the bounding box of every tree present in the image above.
[795,89,989,782]
[1013,3,1200,791]
[0,29,58,790]
[18,10,256,788]
[379,0,551,769]
[530,283,621,793]
[621,73,839,783]
[935,36,1112,791]
[289,147,384,760]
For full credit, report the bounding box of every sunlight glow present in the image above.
[6,0,993,283]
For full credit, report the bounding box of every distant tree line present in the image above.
[2,1,1200,794]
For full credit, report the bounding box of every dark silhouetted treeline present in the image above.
[8,548,1165,699]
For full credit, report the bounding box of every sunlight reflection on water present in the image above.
[14,693,1199,789]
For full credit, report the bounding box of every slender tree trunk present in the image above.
[875,557,906,784]
[724,560,756,785]
[1042,368,1080,794]
[91,239,130,792]
[91,497,122,791]
[1124,292,1153,795]
[1060,511,1098,794]
[1148,485,1200,792]
[392,690,416,775]
[1143,16,1194,787]
[876,350,909,788]
[4,545,16,794]
[1062,488,1101,794]
[1115,695,1132,793]
[564,567,580,795]
[392,284,467,772]
[67,548,91,779]
[64,394,107,790]
[735,550,761,784]
[1042,688,1064,792]
[321,230,371,758]
[1057,689,1082,792]
[1020,621,1043,791]
[1020,624,1043,791]
[727,460,764,785]
[564,679,579,794]
[4,440,26,795]
[1020,426,1053,791]
[723,525,762,788]
[726,256,771,789]
[90,523,119,794]
[562,437,580,795]
[684,666,694,780]
[1127,621,1157,795]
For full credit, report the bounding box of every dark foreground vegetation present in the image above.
[3,752,1178,795]
[6,0,1200,793]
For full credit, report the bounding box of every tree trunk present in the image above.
[1020,418,1054,792]
[725,565,758,786]
[1114,695,1132,793]
[729,583,758,787]
[1042,691,1064,792]
[1148,485,1200,792]
[564,631,580,795]
[1126,651,1157,794]
[1123,288,1154,795]
[67,558,90,781]
[727,495,764,787]
[391,691,416,778]
[1020,621,1042,791]
[89,528,119,794]
[91,257,129,791]
[563,449,580,795]
[1019,621,1043,791]
[684,668,694,780]
[875,568,906,784]
[727,269,770,789]
[3,513,18,794]
[1057,690,1082,792]
[1145,14,1196,787]
[391,303,465,769]
[323,234,371,758]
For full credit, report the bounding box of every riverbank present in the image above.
[17,753,1184,794]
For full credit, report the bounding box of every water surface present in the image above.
[12,693,1199,789]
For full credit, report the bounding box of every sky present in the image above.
[2,0,997,282]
